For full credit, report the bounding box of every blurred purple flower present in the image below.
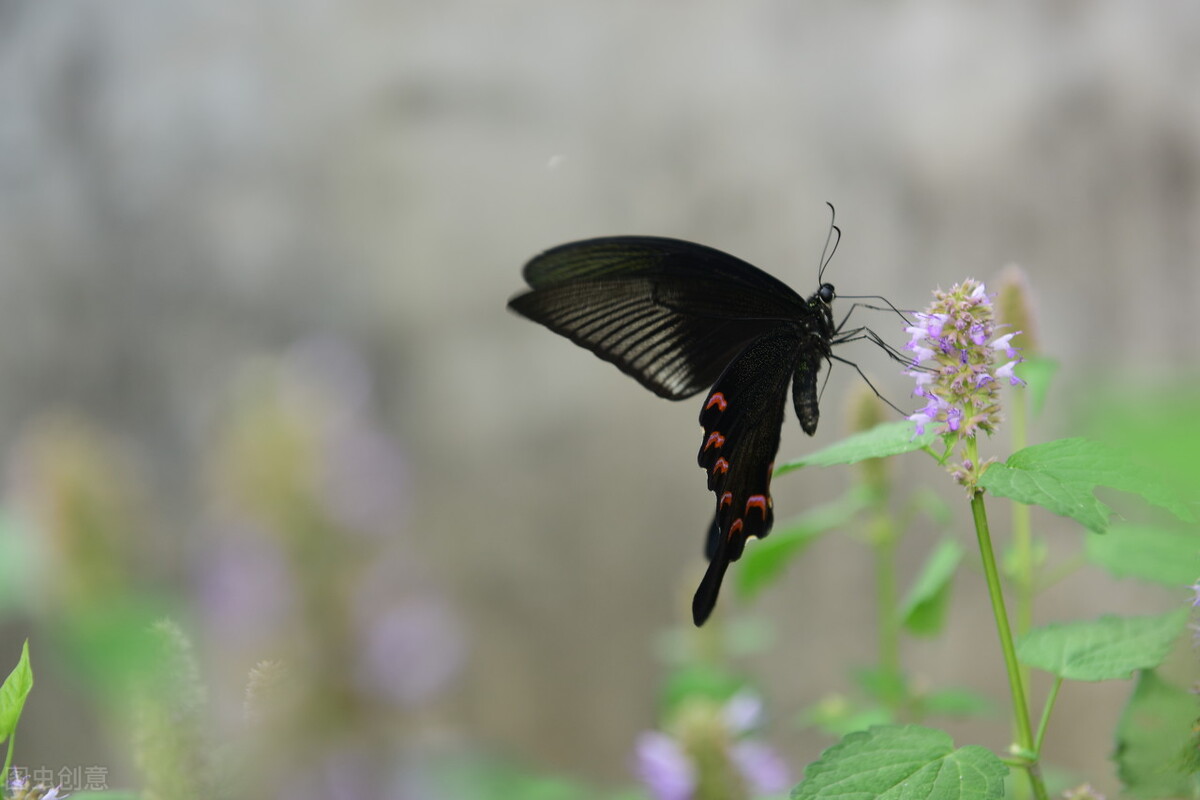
[356,597,465,708]
[730,741,791,796]
[352,556,466,708]
[286,335,411,536]
[199,522,294,642]
[634,731,695,800]
[319,419,409,536]
[7,774,67,800]
[634,692,791,800]
[723,691,763,734]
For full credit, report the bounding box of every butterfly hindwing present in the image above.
[693,332,801,625]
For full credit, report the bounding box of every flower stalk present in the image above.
[971,488,1046,798]
[904,279,1047,800]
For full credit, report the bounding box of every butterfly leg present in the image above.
[826,353,911,418]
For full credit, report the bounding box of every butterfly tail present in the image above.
[692,533,732,626]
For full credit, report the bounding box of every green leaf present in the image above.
[803,695,894,739]
[910,487,954,529]
[979,438,1195,534]
[1114,670,1198,798]
[1001,537,1048,583]
[851,666,907,707]
[776,422,937,477]
[1082,382,1200,506]
[427,753,599,800]
[737,488,869,600]
[659,664,746,716]
[899,538,965,636]
[1085,523,1200,586]
[1016,608,1190,681]
[919,688,995,719]
[980,461,1108,533]
[0,640,32,742]
[0,513,32,614]
[1016,356,1058,417]
[791,724,1007,800]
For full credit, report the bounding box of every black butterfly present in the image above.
[509,226,888,625]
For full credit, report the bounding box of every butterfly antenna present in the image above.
[817,202,841,285]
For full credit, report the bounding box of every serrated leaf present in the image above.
[980,462,1109,533]
[1114,670,1198,798]
[1085,523,1200,586]
[1081,384,1200,507]
[979,438,1194,534]
[776,422,937,476]
[0,639,32,742]
[791,724,1007,800]
[737,489,869,600]
[899,538,965,636]
[1016,608,1189,681]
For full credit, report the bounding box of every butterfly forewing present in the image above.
[509,237,809,399]
[522,237,804,306]
[510,279,777,398]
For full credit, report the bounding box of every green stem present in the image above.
[1034,676,1063,754]
[1038,553,1088,591]
[3,731,14,786]
[1011,385,1034,694]
[969,486,1048,800]
[873,515,901,681]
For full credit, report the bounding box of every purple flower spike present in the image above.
[902,278,1023,485]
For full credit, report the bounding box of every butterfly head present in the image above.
[817,283,835,305]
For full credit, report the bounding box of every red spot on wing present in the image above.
[745,495,769,517]
[704,431,726,451]
[728,518,744,536]
[705,392,728,411]
[712,457,730,475]
[720,491,733,508]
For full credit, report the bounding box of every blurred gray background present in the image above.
[2,0,1198,794]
